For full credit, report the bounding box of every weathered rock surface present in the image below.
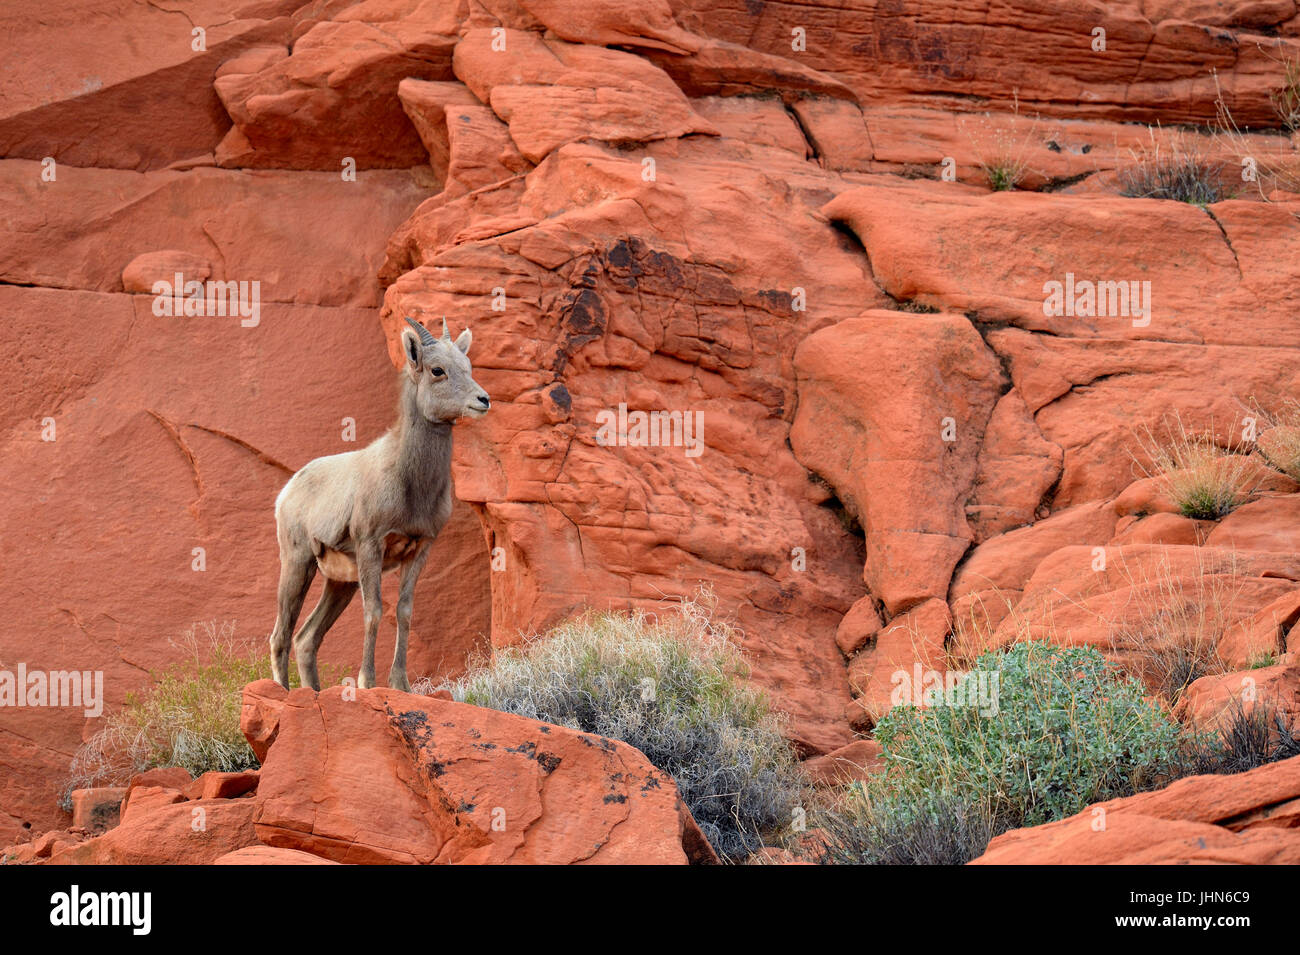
[245,680,716,864]
[7,0,1300,853]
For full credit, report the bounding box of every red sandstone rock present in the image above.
[214,9,460,169]
[986,545,1300,675]
[801,739,884,786]
[1214,589,1300,668]
[126,767,193,795]
[0,0,296,170]
[31,829,83,859]
[50,799,261,865]
[214,845,340,865]
[452,29,718,163]
[121,251,212,294]
[1207,494,1300,553]
[245,681,717,864]
[0,161,431,307]
[967,389,1063,542]
[835,596,883,656]
[791,311,1005,615]
[1109,511,1211,547]
[848,598,951,724]
[1175,662,1300,730]
[184,771,261,802]
[69,788,128,834]
[120,786,188,825]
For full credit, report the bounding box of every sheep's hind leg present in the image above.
[270,549,316,689]
[293,577,358,691]
[390,541,431,692]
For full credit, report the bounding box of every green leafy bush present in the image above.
[819,642,1188,863]
[439,594,802,861]
[876,642,1184,826]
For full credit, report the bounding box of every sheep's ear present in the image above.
[454,328,472,355]
[401,329,423,369]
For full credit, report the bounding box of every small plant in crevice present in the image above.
[960,95,1050,192]
[60,622,342,809]
[1118,126,1226,205]
[1270,55,1300,132]
[1249,396,1300,482]
[1129,411,1261,520]
[1175,695,1300,777]
[1212,69,1300,197]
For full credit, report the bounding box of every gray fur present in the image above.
[268,318,490,692]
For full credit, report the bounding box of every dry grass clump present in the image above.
[1118,125,1227,205]
[437,590,803,861]
[1212,69,1300,196]
[1248,397,1300,481]
[1130,412,1261,520]
[1270,55,1300,132]
[960,96,1046,191]
[1102,547,1243,704]
[61,622,334,808]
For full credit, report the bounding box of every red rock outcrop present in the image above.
[245,680,716,864]
[6,0,1300,851]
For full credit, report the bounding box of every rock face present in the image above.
[5,682,715,864]
[972,756,1300,864]
[246,680,715,864]
[6,0,1300,848]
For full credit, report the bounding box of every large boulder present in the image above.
[243,680,718,864]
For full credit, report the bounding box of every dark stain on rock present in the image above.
[536,751,561,774]
[546,384,571,414]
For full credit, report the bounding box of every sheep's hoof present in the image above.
[388,674,411,693]
[358,671,376,690]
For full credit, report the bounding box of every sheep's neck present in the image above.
[394,377,453,514]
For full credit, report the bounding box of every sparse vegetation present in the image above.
[1104,548,1241,705]
[1270,56,1300,132]
[1176,695,1300,776]
[1212,69,1300,197]
[60,622,336,809]
[1250,397,1300,481]
[961,96,1045,192]
[1249,650,1279,669]
[437,591,803,861]
[1131,412,1259,520]
[1118,126,1226,205]
[816,642,1187,864]
[816,790,998,866]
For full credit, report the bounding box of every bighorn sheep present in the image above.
[268,317,490,692]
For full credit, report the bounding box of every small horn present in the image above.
[404,316,436,347]
[441,317,450,340]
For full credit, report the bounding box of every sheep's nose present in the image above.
[477,395,490,408]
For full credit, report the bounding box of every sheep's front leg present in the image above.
[390,541,431,692]
[356,538,385,690]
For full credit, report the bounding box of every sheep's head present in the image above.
[401,317,491,423]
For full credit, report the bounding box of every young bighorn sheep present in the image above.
[268,317,490,692]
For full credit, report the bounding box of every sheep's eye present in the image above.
[430,367,445,377]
